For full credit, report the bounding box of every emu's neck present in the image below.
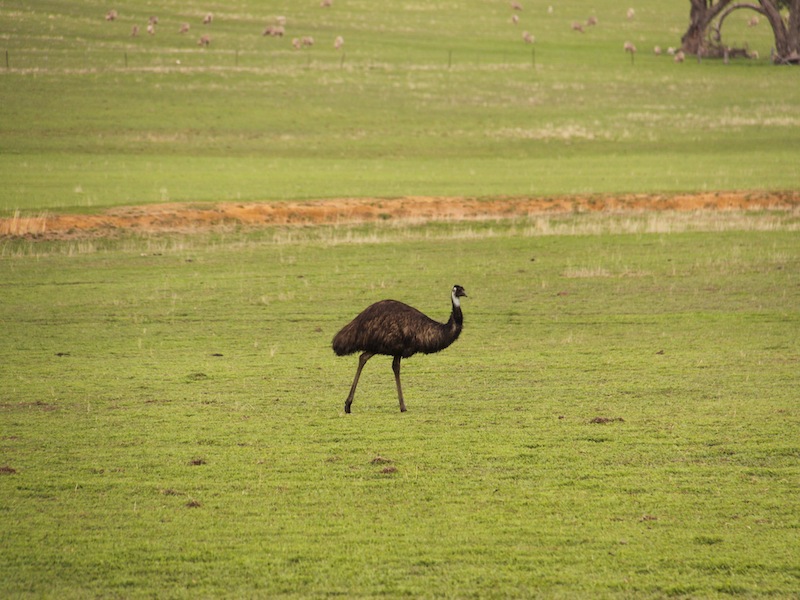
[448,294,464,328]
[418,294,463,355]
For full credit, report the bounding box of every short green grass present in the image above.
[1,213,798,597]
[2,1,799,597]
[2,0,800,213]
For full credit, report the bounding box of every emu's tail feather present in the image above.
[332,324,358,356]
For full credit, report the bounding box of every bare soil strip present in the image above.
[2,191,798,240]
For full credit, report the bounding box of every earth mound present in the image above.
[2,191,798,240]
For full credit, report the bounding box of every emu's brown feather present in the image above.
[332,285,467,413]
[332,299,461,358]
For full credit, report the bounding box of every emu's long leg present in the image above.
[392,356,407,412]
[344,352,373,414]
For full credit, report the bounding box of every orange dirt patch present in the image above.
[2,191,798,240]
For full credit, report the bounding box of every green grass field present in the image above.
[2,1,800,597]
[1,0,800,214]
[1,215,799,597]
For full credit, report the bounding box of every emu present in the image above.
[332,285,467,414]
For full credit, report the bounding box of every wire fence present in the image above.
[1,46,541,74]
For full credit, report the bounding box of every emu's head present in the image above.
[451,285,467,307]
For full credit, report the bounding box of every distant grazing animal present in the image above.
[105,10,118,21]
[586,16,598,27]
[203,13,213,25]
[131,24,139,37]
[146,23,155,35]
[511,1,523,10]
[179,23,190,34]
[571,21,584,33]
[334,35,344,50]
[263,25,285,37]
[522,31,534,44]
[198,34,211,47]
[321,0,333,6]
[332,285,468,413]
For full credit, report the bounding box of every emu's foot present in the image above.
[344,403,351,414]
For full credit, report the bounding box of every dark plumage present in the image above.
[332,285,467,413]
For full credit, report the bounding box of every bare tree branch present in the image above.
[714,3,766,42]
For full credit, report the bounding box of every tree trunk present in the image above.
[770,0,800,58]
[759,0,791,56]
[780,0,800,58]
[682,0,734,54]
[682,0,800,62]
[757,0,800,61]
[791,0,800,47]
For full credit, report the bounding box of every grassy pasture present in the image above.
[2,1,799,597]
[1,0,800,213]
[1,213,799,597]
